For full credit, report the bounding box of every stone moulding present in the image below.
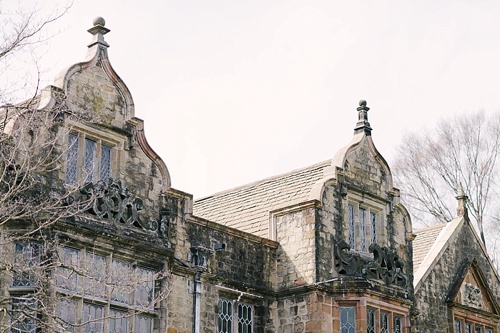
[80,178,169,238]
[334,239,407,287]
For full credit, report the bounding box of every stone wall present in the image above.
[414,222,500,332]
[275,206,318,289]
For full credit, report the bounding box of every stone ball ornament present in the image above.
[93,17,106,27]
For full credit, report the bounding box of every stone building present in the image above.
[1,17,499,333]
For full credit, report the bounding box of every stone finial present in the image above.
[456,182,468,218]
[354,99,372,135]
[87,16,110,49]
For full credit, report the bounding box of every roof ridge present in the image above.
[413,222,447,233]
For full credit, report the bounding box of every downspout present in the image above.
[192,271,202,333]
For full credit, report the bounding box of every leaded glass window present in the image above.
[370,211,377,244]
[56,299,77,333]
[65,133,113,185]
[82,303,104,333]
[66,133,79,185]
[57,247,80,292]
[340,307,356,333]
[83,253,107,298]
[348,204,355,250]
[218,299,233,333]
[100,144,112,180]
[134,315,153,333]
[475,326,483,333]
[237,303,253,333]
[359,208,367,251]
[486,328,493,333]
[109,309,129,333]
[380,311,389,333]
[111,259,132,304]
[11,296,37,333]
[13,243,40,287]
[83,138,97,183]
[367,309,376,333]
[135,267,155,309]
[346,202,380,252]
[466,323,473,333]
[394,315,402,333]
[455,319,463,333]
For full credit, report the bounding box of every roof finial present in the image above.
[456,182,468,218]
[354,99,372,135]
[87,16,110,50]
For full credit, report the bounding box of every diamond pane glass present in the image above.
[371,211,377,244]
[11,297,37,333]
[380,312,389,333]
[56,247,80,292]
[111,259,132,304]
[340,307,356,333]
[65,133,79,185]
[135,267,154,309]
[82,303,103,333]
[359,208,367,251]
[134,315,153,333]
[218,299,233,333]
[83,253,107,298]
[13,243,40,287]
[110,309,129,333]
[394,315,402,333]
[56,299,77,332]
[100,144,112,180]
[367,309,376,333]
[348,204,355,250]
[83,138,97,183]
[237,303,253,333]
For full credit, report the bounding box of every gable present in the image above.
[448,259,500,315]
[53,18,134,128]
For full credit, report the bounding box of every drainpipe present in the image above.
[192,271,202,333]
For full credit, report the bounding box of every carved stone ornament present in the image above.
[463,283,483,309]
[334,239,407,287]
[80,179,168,236]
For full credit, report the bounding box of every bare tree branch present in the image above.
[393,110,500,266]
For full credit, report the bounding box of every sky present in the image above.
[5,0,500,199]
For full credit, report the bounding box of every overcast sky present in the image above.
[8,0,500,198]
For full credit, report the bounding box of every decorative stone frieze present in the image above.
[80,179,169,237]
[334,239,407,287]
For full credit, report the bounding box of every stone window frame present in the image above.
[334,297,409,333]
[345,192,386,253]
[217,297,255,333]
[54,246,157,333]
[365,307,405,333]
[340,305,356,332]
[451,309,497,333]
[64,122,124,186]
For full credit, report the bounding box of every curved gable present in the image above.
[54,18,134,127]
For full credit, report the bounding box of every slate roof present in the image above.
[193,160,331,238]
[412,224,446,273]
[412,217,464,290]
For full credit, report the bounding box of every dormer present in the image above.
[309,100,412,291]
